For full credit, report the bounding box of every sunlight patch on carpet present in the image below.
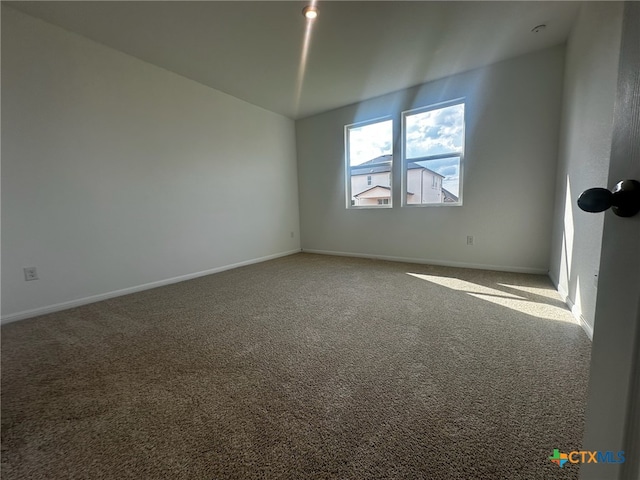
[407,272,577,323]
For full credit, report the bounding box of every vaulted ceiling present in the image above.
[7,1,581,119]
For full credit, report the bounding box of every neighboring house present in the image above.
[350,154,456,205]
[442,188,459,203]
[353,185,392,206]
[350,156,392,200]
[406,162,444,204]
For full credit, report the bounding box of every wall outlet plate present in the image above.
[24,267,38,281]
[467,235,474,246]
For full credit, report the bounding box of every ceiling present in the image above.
[7,1,581,119]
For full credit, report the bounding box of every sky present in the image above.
[348,120,393,166]
[405,103,464,159]
[348,103,464,195]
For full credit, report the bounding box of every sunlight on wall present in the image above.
[560,175,575,289]
[407,272,578,323]
[574,275,583,318]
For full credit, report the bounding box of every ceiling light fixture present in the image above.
[302,5,318,20]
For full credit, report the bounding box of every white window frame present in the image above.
[401,99,465,207]
[345,116,393,209]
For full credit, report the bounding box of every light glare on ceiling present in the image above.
[302,6,318,20]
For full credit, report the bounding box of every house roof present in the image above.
[442,188,459,202]
[407,163,445,178]
[352,165,392,175]
[353,185,391,199]
[351,155,393,174]
[355,154,392,166]
[352,154,445,178]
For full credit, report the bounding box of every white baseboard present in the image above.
[1,249,301,325]
[301,248,548,274]
[548,272,594,340]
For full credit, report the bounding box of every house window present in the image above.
[345,118,393,208]
[402,101,464,206]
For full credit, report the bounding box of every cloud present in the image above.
[346,103,463,168]
[439,166,457,176]
[348,120,393,165]
[406,104,464,158]
[416,156,459,176]
[443,178,460,196]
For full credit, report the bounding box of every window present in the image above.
[345,102,464,209]
[403,101,464,205]
[345,118,393,208]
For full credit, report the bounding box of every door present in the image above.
[581,3,640,479]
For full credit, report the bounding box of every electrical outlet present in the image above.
[24,267,38,281]
[466,235,474,246]
[290,231,295,238]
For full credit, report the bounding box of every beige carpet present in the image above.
[1,253,591,479]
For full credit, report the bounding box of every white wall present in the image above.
[548,2,623,337]
[1,6,300,321]
[296,47,565,273]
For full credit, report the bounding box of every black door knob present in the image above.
[577,179,640,217]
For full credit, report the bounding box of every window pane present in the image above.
[347,119,393,207]
[348,120,392,166]
[406,156,460,204]
[405,104,464,159]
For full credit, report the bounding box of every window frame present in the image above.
[401,99,465,207]
[344,116,394,209]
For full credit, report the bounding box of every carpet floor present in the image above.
[1,253,591,479]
